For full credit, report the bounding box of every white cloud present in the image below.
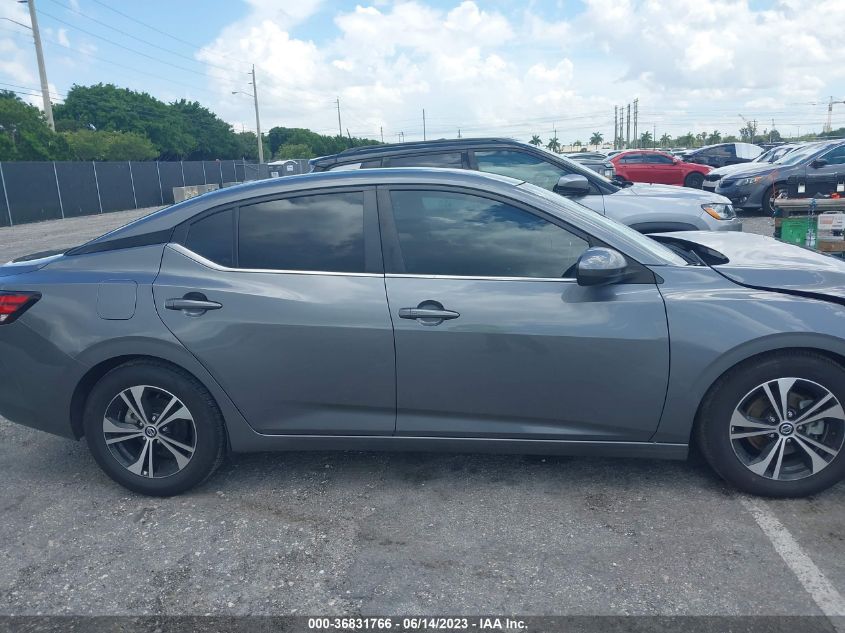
[194,0,845,145]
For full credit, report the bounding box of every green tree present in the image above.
[706,130,722,145]
[275,143,314,160]
[739,121,758,143]
[529,134,542,146]
[54,84,193,159]
[573,140,583,149]
[675,132,696,147]
[589,132,603,149]
[63,129,158,161]
[546,136,561,153]
[266,127,380,159]
[234,131,270,161]
[0,91,68,160]
[659,133,672,147]
[639,131,653,148]
[722,134,739,143]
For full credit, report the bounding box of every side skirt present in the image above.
[229,433,689,460]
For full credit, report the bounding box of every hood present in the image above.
[717,163,778,180]
[652,231,845,302]
[707,163,760,178]
[621,182,732,203]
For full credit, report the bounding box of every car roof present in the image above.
[311,137,531,167]
[71,168,525,251]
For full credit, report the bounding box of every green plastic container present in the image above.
[780,217,817,246]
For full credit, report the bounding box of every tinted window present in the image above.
[238,192,365,272]
[388,153,463,168]
[475,150,572,191]
[620,153,645,164]
[821,145,845,165]
[646,153,674,164]
[186,209,234,267]
[389,190,589,278]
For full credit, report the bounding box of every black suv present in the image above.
[309,138,743,234]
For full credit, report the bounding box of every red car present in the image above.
[610,150,712,189]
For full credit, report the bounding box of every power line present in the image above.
[87,0,243,63]
[43,0,235,74]
[35,7,241,83]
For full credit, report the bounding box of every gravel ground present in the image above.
[1,207,843,622]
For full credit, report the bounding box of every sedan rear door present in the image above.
[153,188,396,435]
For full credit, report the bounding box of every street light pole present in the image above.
[250,64,263,164]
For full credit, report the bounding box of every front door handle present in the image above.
[399,308,460,320]
[165,294,222,315]
[398,300,460,326]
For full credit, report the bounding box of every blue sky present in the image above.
[1,0,843,146]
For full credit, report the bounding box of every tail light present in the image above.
[0,291,41,325]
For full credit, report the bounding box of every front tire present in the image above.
[762,184,787,216]
[83,360,226,496]
[696,351,845,497]
[684,172,705,189]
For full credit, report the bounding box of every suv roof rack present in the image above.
[331,137,519,158]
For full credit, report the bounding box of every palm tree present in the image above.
[639,131,653,148]
[529,134,543,146]
[546,136,561,153]
[706,130,722,145]
[659,133,672,147]
[573,140,583,149]
[589,132,603,150]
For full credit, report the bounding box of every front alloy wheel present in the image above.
[729,378,844,481]
[697,351,845,497]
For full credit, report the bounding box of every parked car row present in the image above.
[703,140,845,214]
[310,138,741,234]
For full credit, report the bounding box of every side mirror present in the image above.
[554,174,591,197]
[673,157,682,164]
[576,247,628,287]
[811,158,828,169]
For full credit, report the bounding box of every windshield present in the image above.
[774,143,833,166]
[531,146,619,190]
[517,181,689,266]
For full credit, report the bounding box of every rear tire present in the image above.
[684,172,705,189]
[696,351,845,497]
[83,360,226,496]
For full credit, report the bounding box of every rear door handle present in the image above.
[165,296,222,314]
[398,308,460,320]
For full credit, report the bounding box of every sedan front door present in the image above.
[378,186,670,441]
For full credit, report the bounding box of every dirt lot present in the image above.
[1,209,842,623]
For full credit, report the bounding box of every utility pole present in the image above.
[457,128,461,139]
[422,109,426,141]
[653,123,656,149]
[626,104,631,149]
[613,106,618,150]
[632,98,638,149]
[380,126,384,143]
[25,0,54,131]
[336,97,343,138]
[250,64,263,163]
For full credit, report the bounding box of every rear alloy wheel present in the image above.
[84,360,226,496]
[684,172,705,189]
[697,352,845,497]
